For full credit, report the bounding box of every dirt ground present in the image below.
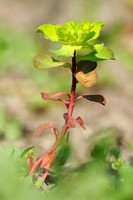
[0,0,133,163]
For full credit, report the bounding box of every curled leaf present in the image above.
[34,123,58,136]
[75,71,98,88]
[82,94,106,105]
[75,117,86,130]
[63,113,76,128]
[33,54,71,69]
[27,156,36,173]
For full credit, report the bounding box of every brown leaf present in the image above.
[82,94,106,105]
[34,123,58,136]
[63,113,76,128]
[41,92,69,101]
[75,71,98,88]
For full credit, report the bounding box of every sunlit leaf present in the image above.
[82,94,106,105]
[77,45,115,62]
[63,113,76,128]
[36,24,59,42]
[34,123,58,136]
[75,71,98,88]
[33,54,71,69]
[36,21,105,46]
[51,45,82,57]
[77,60,97,74]
[89,21,105,41]
[75,117,86,130]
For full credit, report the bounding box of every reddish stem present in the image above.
[30,50,77,174]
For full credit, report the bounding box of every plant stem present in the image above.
[51,50,77,147]
[30,51,77,174]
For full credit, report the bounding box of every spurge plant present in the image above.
[27,21,115,180]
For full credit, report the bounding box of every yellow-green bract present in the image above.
[36,21,104,46]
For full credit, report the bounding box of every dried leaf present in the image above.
[41,92,69,101]
[34,123,58,136]
[82,94,106,105]
[75,117,86,130]
[75,71,98,88]
[63,113,76,128]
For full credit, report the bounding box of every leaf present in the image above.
[35,177,45,189]
[27,156,36,173]
[36,24,59,42]
[77,60,97,74]
[63,113,76,128]
[20,146,35,158]
[34,123,58,136]
[33,54,71,69]
[55,141,70,166]
[82,94,106,105]
[89,21,105,41]
[24,176,33,185]
[77,45,115,62]
[75,117,86,130]
[41,92,69,101]
[51,45,82,57]
[36,21,105,46]
[75,71,98,88]
[42,170,49,180]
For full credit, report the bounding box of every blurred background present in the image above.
[0,0,133,163]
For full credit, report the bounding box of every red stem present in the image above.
[30,50,77,174]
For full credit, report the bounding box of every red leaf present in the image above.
[42,170,48,180]
[75,117,86,130]
[27,156,36,173]
[63,113,76,128]
[82,94,106,105]
[41,151,56,169]
[41,92,69,101]
[75,71,98,88]
[34,123,58,136]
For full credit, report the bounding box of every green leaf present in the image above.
[77,45,115,62]
[77,60,97,74]
[36,24,59,42]
[36,21,105,46]
[89,21,105,41]
[24,176,33,185]
[56,141,70,166]
[35,177,45,189]
[75,71,98,88]
[20,146,35,158]
[33,54,71,69]
[51,45,82,57]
